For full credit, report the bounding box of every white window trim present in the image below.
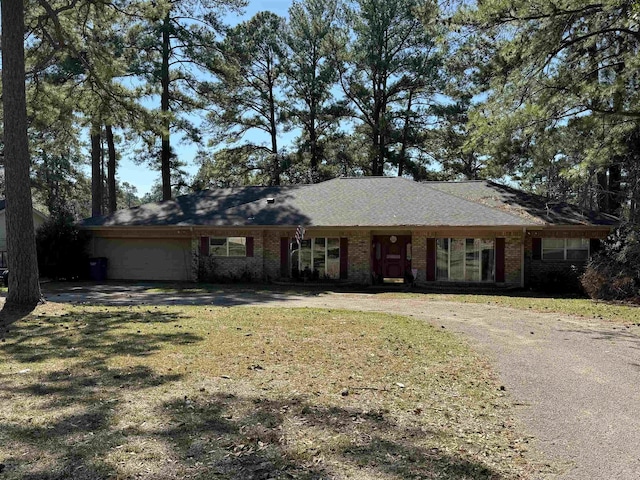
[541,238,590,261]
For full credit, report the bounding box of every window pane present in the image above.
[543,249,564,260]
[566,238,589,261]
[542,238,565,260]
[436,239,449,280]
[290,240,299,276]
[326,238,340,279]
[313,238,326,277]
[567,238,589,249]
[481,239,495,282]
[228,237,246,256]
[210,238,227,256]
[465,238,480,282]
[543,238,564,249]
[450,239,465,281]
[300,239,312,273]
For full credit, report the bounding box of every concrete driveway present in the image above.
[23,284,640,478]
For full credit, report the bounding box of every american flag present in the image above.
[295,225,305,245]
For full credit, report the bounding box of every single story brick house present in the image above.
[79,177,616,287]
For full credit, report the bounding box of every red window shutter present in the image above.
[280,237,289,277]
[426,238,436,281]
[496,238,505,282]
[200,236,209,256]
[340,237,348,280]
[246,237,254,257]
[532,237,542,260]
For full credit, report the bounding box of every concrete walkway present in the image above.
[26,284,640,478]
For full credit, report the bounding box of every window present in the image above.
[210,237,247,257]
[542,238,589,261]
[436,238,495,282]
[290,238,340,279]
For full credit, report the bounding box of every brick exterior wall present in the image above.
[188,229,604,288]
[194,230,266,282]
[347,232,371,284]
[505,236,523,285]
[263,231,286,281]
[411,235,427,283]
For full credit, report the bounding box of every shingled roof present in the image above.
[426,180,617,226]
[80,177,615,229]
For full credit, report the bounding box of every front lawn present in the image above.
[378,292,640,325]
[0,304,533,479]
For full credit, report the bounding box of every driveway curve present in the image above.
[34,285,640,479]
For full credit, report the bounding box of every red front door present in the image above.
[372,235,411,282]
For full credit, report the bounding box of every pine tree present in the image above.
[2,0,43,305]
[284,0,348,183]
[203,11,287,186]
[337,0,443,176]
[457,0,640,215]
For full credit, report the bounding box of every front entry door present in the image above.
[372,235,411,282]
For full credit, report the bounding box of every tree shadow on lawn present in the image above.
[0,308,192,479]
[0,308,513,479]
[0,302,37,330]
[156,393,508,479]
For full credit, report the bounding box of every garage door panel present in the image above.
[93,238,192,281]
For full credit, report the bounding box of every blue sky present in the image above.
[116,0,293,197]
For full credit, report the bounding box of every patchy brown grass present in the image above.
[0,303,536,479]
[136,282,640,325]
[376,292,640,326]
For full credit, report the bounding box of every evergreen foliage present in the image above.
[35,208,91,280]
[582,224,640,300]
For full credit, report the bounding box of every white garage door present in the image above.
[93,237,192,281]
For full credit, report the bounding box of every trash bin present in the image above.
[88,257,108,281]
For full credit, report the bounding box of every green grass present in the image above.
[0,303,535,479]
[376,291,640,325]
[139,283,640,324]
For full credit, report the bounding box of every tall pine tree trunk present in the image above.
[1,0,43,305]
[268,74,280,186]
[161,11,172,201]
[106,124,117,214]
[309,99,318,183]
[90,124,102,217]
[397,90,413,177]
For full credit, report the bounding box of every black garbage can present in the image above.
[88,257,108,281]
